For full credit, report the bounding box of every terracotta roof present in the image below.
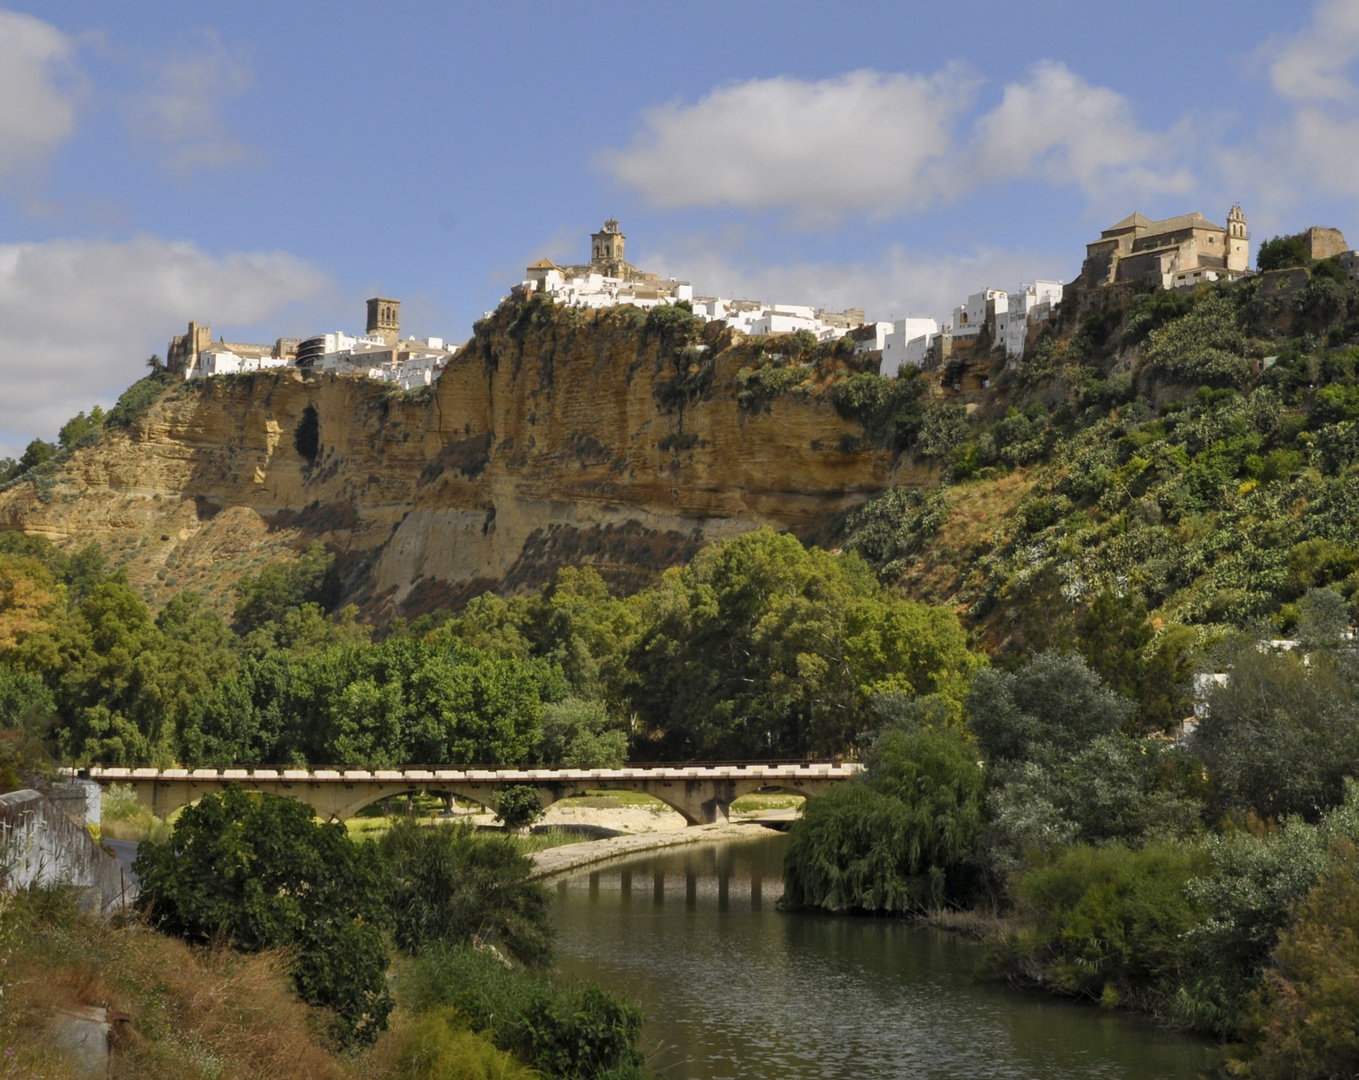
[526,258,559,270]
[1102,211,1224,238]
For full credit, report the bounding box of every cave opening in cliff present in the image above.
[294,405,320,462]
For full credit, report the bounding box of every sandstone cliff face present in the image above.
[0,303,900,615]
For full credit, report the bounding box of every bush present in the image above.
[985,843,1211,1007]
[494,784,546,829]
[134,788,393,1046]
[379,819,553,965]
[105,372,174,429]
[406,945,647,1080]
[1229,839,1359,1078]
[389,1008,540,1080]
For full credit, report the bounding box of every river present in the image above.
[550,832,1216,1080]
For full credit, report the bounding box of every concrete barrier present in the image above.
[0,790,132,916]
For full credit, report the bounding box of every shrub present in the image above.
[406,945,647,1080]
[389,1008,541,1080]
[378,819,553,965]
[985,843,1211,1007]
[134,788,393,1046]
[494,784,546,829]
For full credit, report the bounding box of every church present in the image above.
[1079,206,1250,291]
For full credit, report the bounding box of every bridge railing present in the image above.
[71,757,851,775]
[69,761,862,782]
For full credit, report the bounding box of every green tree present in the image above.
[1192,628,1359,821]
[379,818,552,965]
[57,406,105,450]
[1077,591,1194,730]
[629,528,977,758]
[232,541,340,637]
[538,697,628,767]
[966,651,1134,764]
[1255,234,1311,272]
[134,788,392,1046]
[783,718,985,913]
[1230,839,1359,1078]
[493,784,545,830]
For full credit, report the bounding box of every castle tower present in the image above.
[591,219,626,276]
[1227,205,1250,274]
[366,297,401,345]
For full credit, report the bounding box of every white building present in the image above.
[192,349,293,377]
[879,318,940,376]
[996,280,1064,360]
[855,322,895,355]
[952,289,1008,341]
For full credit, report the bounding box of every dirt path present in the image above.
[528,820,783,880]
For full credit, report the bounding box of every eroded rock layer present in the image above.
[0,304,899,615]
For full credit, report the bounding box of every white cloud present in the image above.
[1249,0,1359,203]
[969,61,1194,205]
[124,29,256,173]
[603,62,1194,224]
[0,8,83,176]
[647,232,1070,326]
[0,237,334,457]
[1267,0,1359,103]
[599,67,980,223]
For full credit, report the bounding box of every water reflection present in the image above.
[551,832,1215,1080]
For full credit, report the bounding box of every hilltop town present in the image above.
[165,204,1354,404]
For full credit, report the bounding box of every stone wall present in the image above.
[0,790,131,915]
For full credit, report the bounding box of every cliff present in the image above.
[0,301,901,617]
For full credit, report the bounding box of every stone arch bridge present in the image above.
[76,763,860,826]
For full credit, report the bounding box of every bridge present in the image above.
[75,762,860,825]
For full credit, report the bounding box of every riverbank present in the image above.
[528,820,782,879]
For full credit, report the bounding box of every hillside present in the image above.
[0,299,900,619]
[6,256,1359,657]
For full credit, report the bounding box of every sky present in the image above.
[3,0,1359,456]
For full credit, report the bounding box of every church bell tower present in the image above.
[590,219,626,276]
[1227,205,1250,274]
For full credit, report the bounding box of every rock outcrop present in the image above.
[0,302,900,616]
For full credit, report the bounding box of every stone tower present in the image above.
[366,297,401,346]
[591,219,626,276]
[1227,205,1250,273]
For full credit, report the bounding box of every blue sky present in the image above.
[3,0,1359,455]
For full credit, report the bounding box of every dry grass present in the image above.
[0,887,366,1080]
[917,907,1021,940]
[897,470,1035,607]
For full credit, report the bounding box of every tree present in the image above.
[1230,839,1359,1077]
[57,407,105,450]
[1077,591,1193,730]
[1255,234,1311,272]
[145,353,165,373]
[783,718,985,913]
[134,788,393,1046]
[379,819,552,965]
[629,528,978,759]
[232,542,340,636]
[1192,629,1359,821]
[493,784,545,830]
[538,697,628,767]
[966,651,1134,764]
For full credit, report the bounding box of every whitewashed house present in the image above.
[880,318,940,376]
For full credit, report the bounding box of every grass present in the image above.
[730,794,805,813]
[551,790,669,813]
[0,887,354,1079]
[99,783,172,844]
